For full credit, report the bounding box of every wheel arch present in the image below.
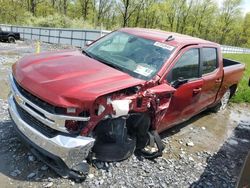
[7,34,15,38]
[229,84,237,98]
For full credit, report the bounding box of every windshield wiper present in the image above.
[93,55,126,72]
[82,50,127,73]
[105,62,126,72]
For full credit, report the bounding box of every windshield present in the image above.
[85,31,175,80]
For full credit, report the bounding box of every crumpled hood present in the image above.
[13,50,144,108]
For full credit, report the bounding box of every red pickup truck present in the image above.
[8,28,245,179]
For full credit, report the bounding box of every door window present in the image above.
[202,48,218,74]
[167,48,200,83]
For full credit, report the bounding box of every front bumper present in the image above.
[8,94,95,178]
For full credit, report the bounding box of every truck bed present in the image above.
[223,58,241,67]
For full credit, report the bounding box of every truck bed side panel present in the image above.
[216,64,245,102]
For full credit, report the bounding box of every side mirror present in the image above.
[172,77,188,88]
[147,83,176,95]
[147,83,176,110]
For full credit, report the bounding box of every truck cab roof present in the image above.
[120,28,219,48]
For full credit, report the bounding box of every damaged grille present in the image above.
[14,98,59,138]
[13,78,66,115]
[15,100,82,138]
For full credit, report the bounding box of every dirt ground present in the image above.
[0,41,250,188]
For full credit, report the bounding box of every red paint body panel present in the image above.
[12,28,245,135]
[216,64,245,102]
[13,50,144,110]
[158,78,204,132]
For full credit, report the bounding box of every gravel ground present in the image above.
[0,40,250,188]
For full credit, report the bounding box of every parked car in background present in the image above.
[0,27,20,43]
[8,28,245,180]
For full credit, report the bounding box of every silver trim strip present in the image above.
[9,74,90,132]
[8,94,95,169]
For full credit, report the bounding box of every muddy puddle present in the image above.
[162,104,250,159]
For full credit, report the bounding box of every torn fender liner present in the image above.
[126,113,151,150]
[92,118,136,162]
[138,130,165,159]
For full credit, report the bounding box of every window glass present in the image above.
[202,48,217,74]
[98,33,130,52]
[167,49,199,83]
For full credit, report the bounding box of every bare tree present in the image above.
[96,0,113,25]
[117,0,143,27]
[182,0,194,33]
[51,0,56,8]
[141,0,155,28]
[63,0,67,15]
[219,0,242,44]
[30,0,36,15]
[165,0,180,31]
[175,0,187,33]
[80,0,91,20]
[30,0,42,16]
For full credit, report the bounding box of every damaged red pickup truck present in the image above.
[8,28,245,179]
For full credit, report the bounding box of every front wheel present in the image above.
[92,118,136,162]
[210,88,231,112]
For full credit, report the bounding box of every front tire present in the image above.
[92,118,136,162]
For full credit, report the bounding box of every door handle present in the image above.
[193,88,202,94]
[215,79,222,83]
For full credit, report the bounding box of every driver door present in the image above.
[158,46,204,132]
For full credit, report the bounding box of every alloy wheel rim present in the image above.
[220,89,230,110]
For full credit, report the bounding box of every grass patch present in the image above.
[223,54,250,103]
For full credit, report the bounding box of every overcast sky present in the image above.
[217,0,250,15]
[241,0,250,15]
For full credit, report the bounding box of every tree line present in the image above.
[0,0,250,47]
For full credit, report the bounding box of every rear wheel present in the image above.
[210,88,231,112]
[220,89,231,110]
[8,36,15,43]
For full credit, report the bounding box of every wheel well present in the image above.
[229,84,237,98]
[92,117,137,162]
[8,35,15,38]
[126,113,151,149]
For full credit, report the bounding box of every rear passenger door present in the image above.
[199,47,223,109]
